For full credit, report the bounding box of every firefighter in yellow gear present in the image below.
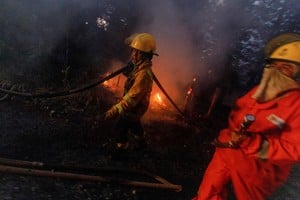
[104,33,158,150]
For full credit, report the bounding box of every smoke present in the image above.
[129,1,199,104]
[0,0,299,97]
[0,0,133,83]
[128,0,246,104]
[129,0,300,103]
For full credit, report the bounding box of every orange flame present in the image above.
[103,80,109,86]
[152,92,167,107]
[155,93,162,103]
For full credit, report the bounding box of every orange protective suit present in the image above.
[194,86,300,200]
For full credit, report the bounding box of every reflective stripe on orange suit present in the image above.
[195,86,300,200]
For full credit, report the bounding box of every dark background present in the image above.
[0,0,300,199]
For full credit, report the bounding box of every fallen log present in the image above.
[0,157,182,192]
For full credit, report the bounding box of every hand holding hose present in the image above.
[212,114,255,148]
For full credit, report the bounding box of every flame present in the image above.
[152,92,167,107]
[100,68,175,111]
[101,72,122,88]
[155,93,162,103]
[103,80,109,86]
[101,73,124,97]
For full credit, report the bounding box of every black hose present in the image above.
[0,64,131,98]
[151,71,185,117]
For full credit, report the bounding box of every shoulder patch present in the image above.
[267,114,285,130]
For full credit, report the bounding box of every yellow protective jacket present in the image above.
[114,60,153,120]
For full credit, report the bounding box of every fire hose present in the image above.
[0,64,131,98]
[0,62,185,117]
[0,64,185,190]
[151,72,184,116]
[0,157,182,192]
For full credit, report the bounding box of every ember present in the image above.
[185,77,197,96]
[186,88,193,95]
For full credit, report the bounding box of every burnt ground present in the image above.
[0,87,300,200]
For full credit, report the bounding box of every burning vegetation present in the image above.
[0,0,300,199]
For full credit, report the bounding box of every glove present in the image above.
[104,106,119,120]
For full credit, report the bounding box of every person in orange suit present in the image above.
[193,33,300,200]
